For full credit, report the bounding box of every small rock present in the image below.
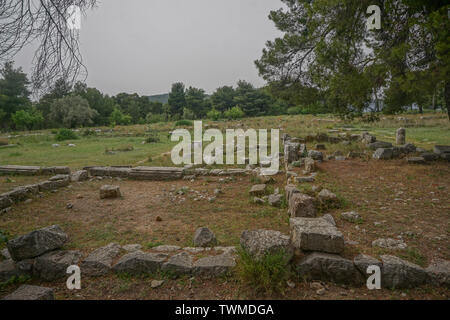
[193,227,217,247]
[151,280,165,288]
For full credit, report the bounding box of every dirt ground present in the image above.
[0,158,449,300]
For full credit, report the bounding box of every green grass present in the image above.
[236,247,292,295]
[0,113,448,169]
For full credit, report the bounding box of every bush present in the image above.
[145,132,160,143]
[182,108,195,120]
[55,128,79,141]
[287,106,302,115]
[175,119,193,126]
[224,106,245,119]
[207,108,221,121]
[146,112,165,124]
[236,247,291,295]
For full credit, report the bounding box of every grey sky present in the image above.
[15,0,283,96]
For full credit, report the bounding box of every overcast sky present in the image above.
[14,0,283,96]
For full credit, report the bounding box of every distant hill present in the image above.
[147,93,169,104]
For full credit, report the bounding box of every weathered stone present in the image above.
[361,132,376,144]
[33,250,81,281]
[0,260,20,282]
[402,143,416,153]
[130,166,183,180]
[317,189,337,203]
[0,165,41,175]
[49,174,70,182]
[99,185,121,199]
[426,258,450,288]
[88,166,131,178]
[308,150,323,161]
[285,185,300,203]
[1,248,11,260]
[440,153,450,161]
[7,225,68,261]
[354,254,382,276]
[2,285,54,300]
[421,153,439,161]
[0,195,12,210]
[153,245,181,252]
[240,229,292,259]
[268,194,282,207]
[373,148,393,160]
[38,179,70,192]
[372,238,407,250]
[322,214,336,227]
[296,252,364,285]
[81,243,121,276]
[290,217,344,254]
[71,170,89,182]
[249,184,267,196]
[341,211,361,223]
[151,280,164,288]
[396,128,406,145]
[193,254,236,276]
[369,141,393,150]
[304,157,315,174]
[3,185,39,202]
[433,145,450,155]
[112,251,168,275]
[161,252,193,274]
[122,244,142,252]
[406,157,426,164]
[288,193,316,218]
[380,255,428,289]
[284,142,301,164]
[291,160,304,168]
[193,227,217,247]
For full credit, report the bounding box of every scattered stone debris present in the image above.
[240,229,292,259]
[341,211,361,223]
[249,184,267,196]
[372,238,407,250]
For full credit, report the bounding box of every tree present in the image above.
[210,86,236,112]
[11,108,44,130]
[0,61,31,128]
[168,82,186,117]
[49,95,98,128]
[36,77,72,122]
[109,108,131,126]
[256,0,450,119]
[233,80,272,116]
[0,1,98,92]
[185,86,209,118]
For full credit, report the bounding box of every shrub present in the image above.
[182,108,195,120]
[236,247,291,295]
[146,112,165,124]
[55,128,79,141]
[224,106,245,119]
[207,108,221,121]
[145,132,160,143]
[175,119,193,126]
[287,106,302,115]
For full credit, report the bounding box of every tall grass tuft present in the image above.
[236,247,291,295]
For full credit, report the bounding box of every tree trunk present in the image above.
[432,90,436,110]
[445,80,450,122]
[418,104,423,114]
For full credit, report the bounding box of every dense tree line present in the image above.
[0,61,291,131]
[255,0,449,119]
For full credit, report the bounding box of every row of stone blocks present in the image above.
[0,226,237,297]
[0,175,72,211]
[0,165,70,176]
[86,166,252,180]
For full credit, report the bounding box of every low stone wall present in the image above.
[0,165,70,176]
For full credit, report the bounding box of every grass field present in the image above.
[1,113,449,168]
